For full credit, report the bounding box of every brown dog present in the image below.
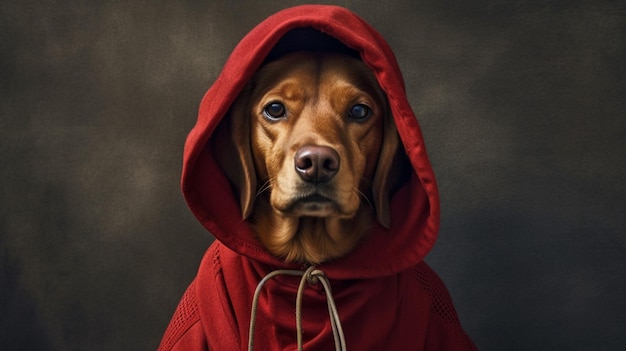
[215,52,406,264]
[162,8,477,349]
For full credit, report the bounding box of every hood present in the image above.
[181,5,439,279]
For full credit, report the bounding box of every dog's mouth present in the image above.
[283,193,339,217]
[300,194,331,203]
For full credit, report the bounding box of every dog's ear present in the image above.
[372,111,410,228]
[213,89,257,219]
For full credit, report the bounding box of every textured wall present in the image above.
[1,1,625,350]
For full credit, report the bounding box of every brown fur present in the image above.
[216,52,403,264]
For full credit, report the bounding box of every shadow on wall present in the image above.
[1,252,52,350]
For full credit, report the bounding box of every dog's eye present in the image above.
[348,104,371,121]
[263,102,286,120]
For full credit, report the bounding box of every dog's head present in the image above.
[214,52,408,263]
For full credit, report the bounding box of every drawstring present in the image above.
[248,266,347,351]
[296,267,346,351]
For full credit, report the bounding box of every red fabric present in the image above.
[160,5,477,350]
[159,244,477,350]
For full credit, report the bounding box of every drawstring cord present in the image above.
[248,266,347,351]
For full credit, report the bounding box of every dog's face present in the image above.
[216,52,404,264]
[250,53,385,220]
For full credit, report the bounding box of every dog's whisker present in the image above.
[355,178,374,209]
[255,179,274,199]
[355,187,374,210]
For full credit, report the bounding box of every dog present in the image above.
[215,51,409,264]
[160,7,477,350]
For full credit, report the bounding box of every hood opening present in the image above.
[264,27,361,65]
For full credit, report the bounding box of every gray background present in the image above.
[1,0,625,350]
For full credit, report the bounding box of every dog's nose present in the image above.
[294,145,340,184]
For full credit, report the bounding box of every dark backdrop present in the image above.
[2,1,625,350]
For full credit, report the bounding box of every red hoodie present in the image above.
[159,5,477,351]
